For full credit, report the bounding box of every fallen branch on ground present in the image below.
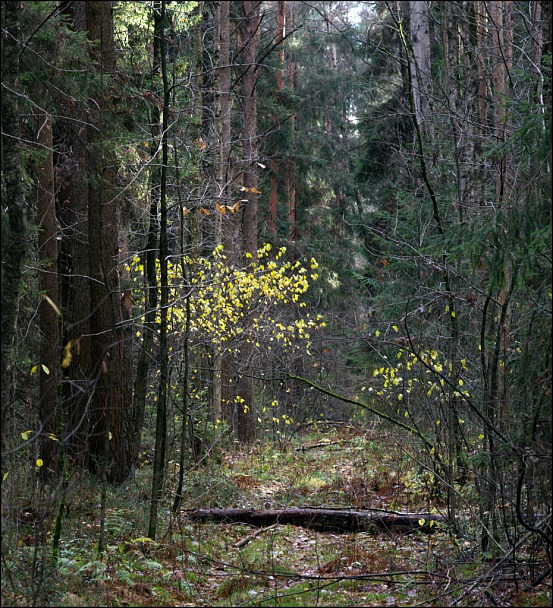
[233,523,279,548]
[185,507,446,534]
[294,441,347,452]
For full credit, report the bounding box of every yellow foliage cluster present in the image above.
[127,243,324,352]
[368,348,470,405]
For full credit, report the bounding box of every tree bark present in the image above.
[286,1,297,240]
[84,0,132,483]
[54,2,93,471]
[148,0,170,540]
[1,0,28,451]
[235,0,261,444]
[213,0,234,423]
[409,1,432,139]
[268,0,286,236]
[187,507,446,534]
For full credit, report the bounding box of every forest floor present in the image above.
[2,423,551,607]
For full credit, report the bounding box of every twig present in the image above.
[233,524,279,548]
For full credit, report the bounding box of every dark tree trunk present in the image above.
[84,0,132,482]
[148,0,170,539]
[56,0,92,469]
[1,0,28,451]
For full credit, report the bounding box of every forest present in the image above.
[1,1,551,606]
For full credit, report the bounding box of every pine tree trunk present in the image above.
[268,0,286,236]
[287,2,297,240]
[84,0,132,483]
[236,0,261,444]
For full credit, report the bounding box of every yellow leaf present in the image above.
[30,365,38,376]
[375,330,380,337]
[36,459,43,468]
[429,520,435,527]
[478,434,485,439]
[2,471,8,481]
[61,341,72,369]
[418,518,425,526]
[21,431,32,441]
[43,294,62,318]
[392,325,399,332]
[41,364,50,375]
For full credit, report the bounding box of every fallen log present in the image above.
[186,507,446,534]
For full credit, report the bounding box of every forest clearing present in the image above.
[1,1,551,606]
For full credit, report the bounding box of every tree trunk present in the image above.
[1,0,28,452]
[148,0,170,540]
[213,0,234,423]
[56,1,92,470]
[286,1,297,240]
[268,0,286,236]
[84,0,132,483]
[235,0,261,444]
[409,1,432,139]
[187,507,446,534]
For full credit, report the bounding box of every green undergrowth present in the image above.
[1,424,550,607]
